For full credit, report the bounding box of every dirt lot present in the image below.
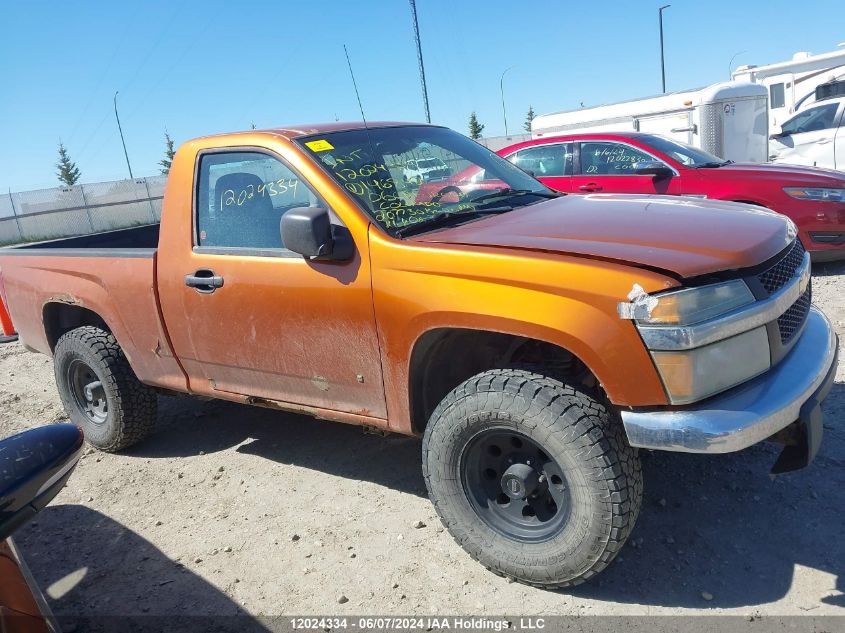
[2,261,843,622]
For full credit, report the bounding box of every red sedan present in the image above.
[498,132,845,261]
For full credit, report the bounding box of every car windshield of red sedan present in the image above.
[641,135,730,168]
[298,125,551,235]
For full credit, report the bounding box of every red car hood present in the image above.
[703,161,845,183]
[408,194,793,278]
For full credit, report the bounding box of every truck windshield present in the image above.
[297,125,552,236]
[640,135,729,167]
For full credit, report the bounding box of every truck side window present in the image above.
[780,103,839,135]
[195,151,317,250]
[579,142,653,175]
[509,144,573,176]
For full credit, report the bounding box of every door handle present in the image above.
[185,269,224,294]
[817,138,832,144]
[579,183,603,192]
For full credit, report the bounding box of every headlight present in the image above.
[784,187,845,202]
[620,279,769,404]
[651,327,770,404]
[638,279,754,325]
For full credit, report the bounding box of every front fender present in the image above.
[370,231,678,432]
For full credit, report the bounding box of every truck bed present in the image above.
[0,222,186,393]
[9,223,160,253]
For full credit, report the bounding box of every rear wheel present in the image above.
[54,326,157,452]
[422,368,642,588]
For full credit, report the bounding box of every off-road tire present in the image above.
[54,326,157,452]
[422,368,642,588]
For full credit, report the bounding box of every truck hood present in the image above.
[408,194,793,279]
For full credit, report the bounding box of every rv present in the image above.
[531,81,769,163]
[732,46,845,128]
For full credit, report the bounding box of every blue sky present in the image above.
[1,0,843,191]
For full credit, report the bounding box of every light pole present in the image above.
[500,65,516,136]
[728,50,747,79]
[113,91,134,180]
[659,5,670,93]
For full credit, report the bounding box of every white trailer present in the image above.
[531,81,769,163]
[732,47,845,128]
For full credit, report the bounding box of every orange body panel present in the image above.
[156,132,388,420]
[0,253,186,392]
[0,542,50,633]
[368,231,675,432]
[0,123,792,436]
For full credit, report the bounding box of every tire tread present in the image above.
[422,368,642,589]
[54,326,157,452]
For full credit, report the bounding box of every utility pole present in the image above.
[500,65,515,136]
[659,5,670,93]
[409,0,431,123]
[113,91,134,180]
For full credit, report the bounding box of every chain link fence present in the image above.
[0,176,166,246]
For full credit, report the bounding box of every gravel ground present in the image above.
[1,261,843,622]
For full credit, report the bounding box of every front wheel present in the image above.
[422,368,642,588]
[54,326,157,452]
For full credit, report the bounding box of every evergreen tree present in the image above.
[524,105,536,133]
[159,132,176,175]
[56,142,81,186]
[468,112,485,140]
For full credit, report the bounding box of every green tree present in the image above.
[159,132,176,175]
[55,142,81,186]
[524,105,536,133]
[468,112,485,140]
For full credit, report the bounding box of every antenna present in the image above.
[344,45,369,128]
[409,0,431,123]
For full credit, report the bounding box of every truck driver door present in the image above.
[158,149,387,419]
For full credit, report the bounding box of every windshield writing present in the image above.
[299,126,547,235]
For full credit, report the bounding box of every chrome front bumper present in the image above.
[621,307,838,454]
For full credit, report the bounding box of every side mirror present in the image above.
[770,124,785,139]
[281,206,354,261]
[633,160,674,178]
[0,424,84,541]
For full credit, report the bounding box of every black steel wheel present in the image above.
[423,368,642,588]
[54,326,157,452]
[66,359,108,425]
[462,429,570,542]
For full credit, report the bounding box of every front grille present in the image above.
[757,240,805,295]
[777,283,812,344]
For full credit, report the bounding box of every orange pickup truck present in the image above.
[0,123,838,587]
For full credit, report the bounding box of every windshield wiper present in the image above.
[467,188,561,205]
[394,206,513,238]
[694,160,732,168]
